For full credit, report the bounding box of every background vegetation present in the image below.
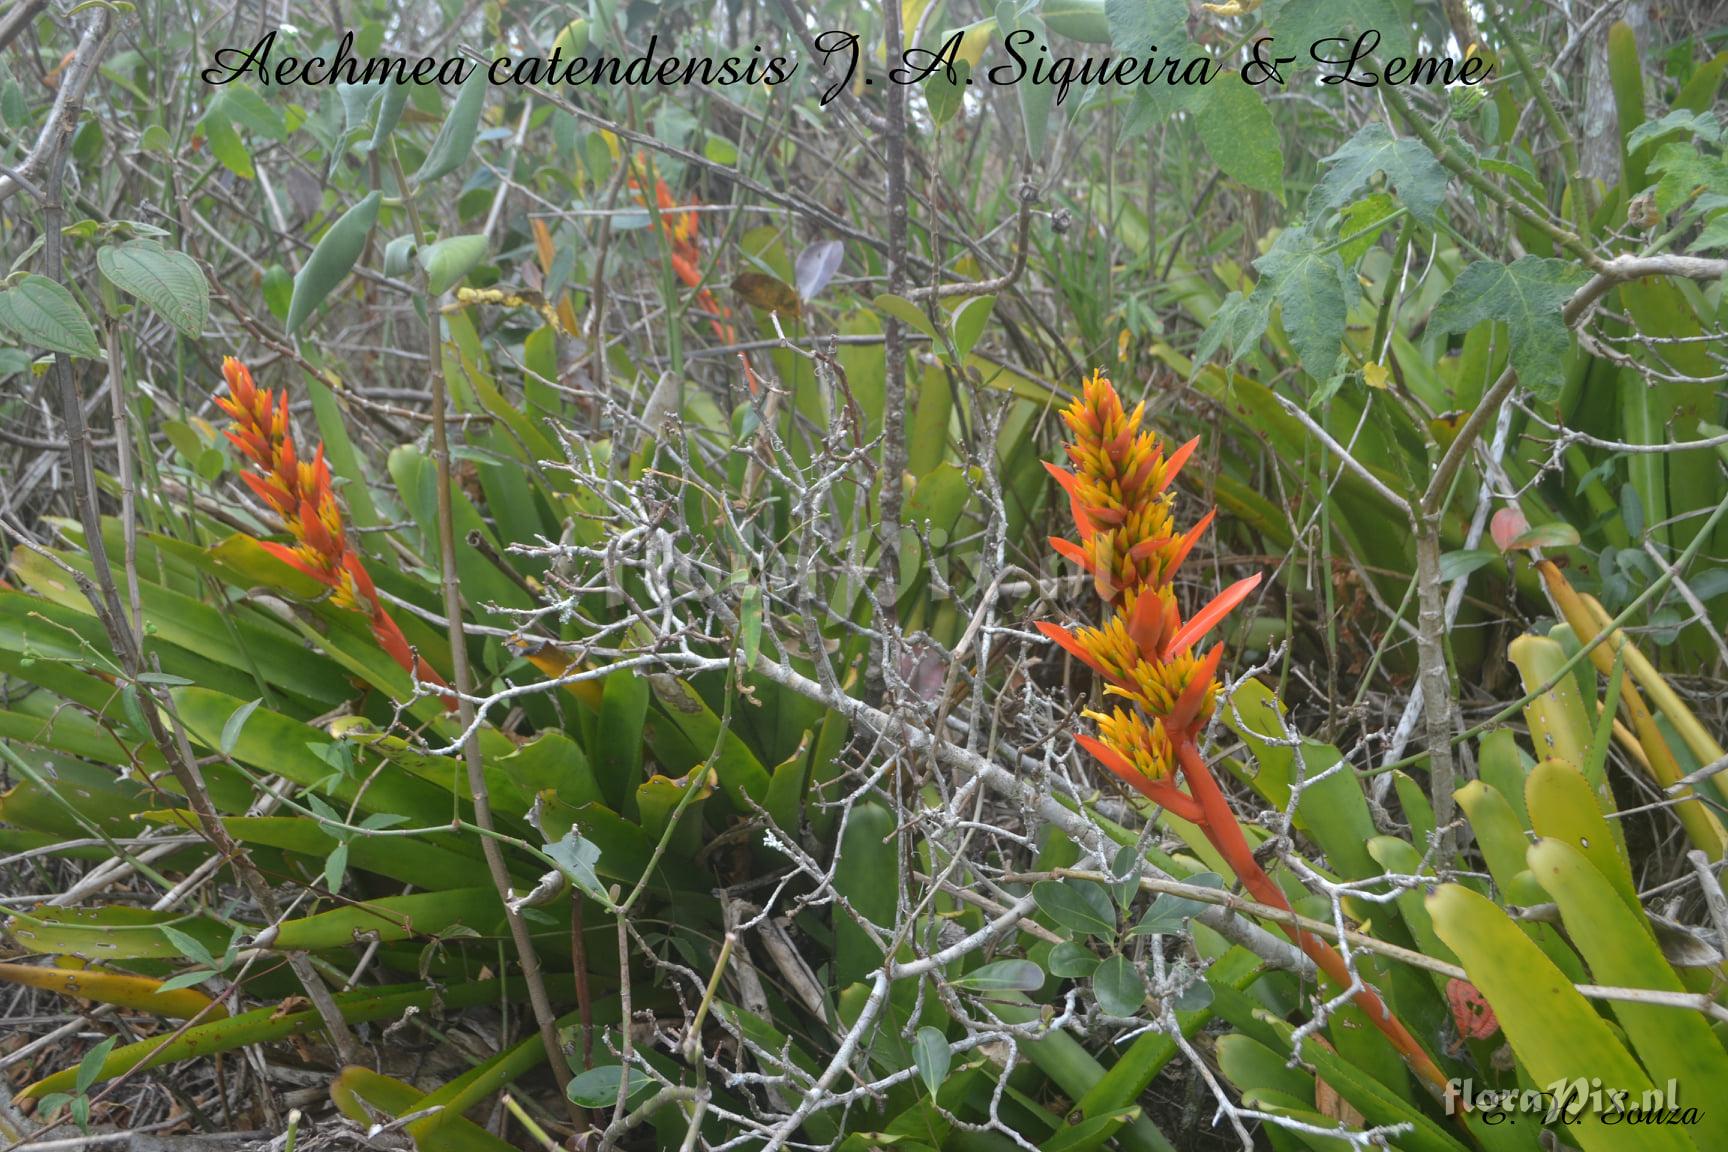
[2,0,1728,1149]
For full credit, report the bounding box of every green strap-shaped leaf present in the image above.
[1428,884,1692,1152]
[1530,838,1728,1149]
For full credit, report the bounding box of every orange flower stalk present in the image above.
[218,358,453,708]
[1041,370,1447,1095]
[630,161,761,395]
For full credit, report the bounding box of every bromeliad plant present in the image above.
[1038,370,1449,1094]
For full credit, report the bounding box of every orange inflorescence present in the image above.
[218,358,452,706]
[630,160,760,394]
[1038,372,1449,1094]
[1039,370,1259,785]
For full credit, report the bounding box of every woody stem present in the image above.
[1174,737,1448,1093]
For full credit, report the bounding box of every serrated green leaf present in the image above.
[1252,226,1354,381]
[1196,78,1283,198]
[1429,256,1589,404]
[1314,122,1446,225]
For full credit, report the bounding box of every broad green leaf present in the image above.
[1626,108,1721,154]
[366,82,411,152]
[1252,225,1354,381]
[75,1038,118,1095]
[1195,78,1283,198]
[287,191,382,335]
[1429,256,1589,404]
[1047,940,1100,977]
[1337,191,1399,264]
[1089,954,1144,1015]
[1531,837,1728,1149]
[1438,548,1499,582]
[417,233,487,295]
[1267,0,1414,70]
[96,240,209,336]
[1192,287,1271,369]
[1032,879,1117,938]
[213,85,284,140]
[201,113,253,179]
[949,294,994,359]
[1649,141,1728,214]
[566,1065,652,1108]
[1106,0,1204,126]
[873,292,939,341]
[913,1026,950,1099]
[543,828,608,902]
[0,275,101,357]
[1314,122,1446,225]
[1129,893,1208,936]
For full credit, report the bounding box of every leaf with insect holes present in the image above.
[1430,257,1589,405]
[914,1026,950,1099]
